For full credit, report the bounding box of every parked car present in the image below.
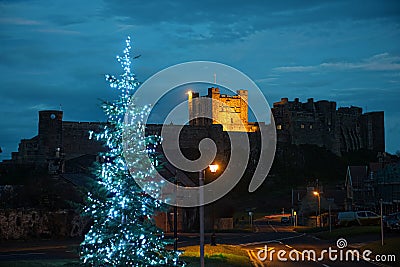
[337,211,380,226]
[383,212,400,232]
[281,216,290,224]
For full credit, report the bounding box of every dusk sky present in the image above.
[1,0,399,161]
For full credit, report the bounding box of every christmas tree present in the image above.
[80,37,182,266]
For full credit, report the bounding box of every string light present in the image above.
[80,37,183,266]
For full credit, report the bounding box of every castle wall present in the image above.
[62,121,104,160]
[9,111,105,164]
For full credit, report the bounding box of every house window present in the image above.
[301,124,305,129]
[277,125,282,130]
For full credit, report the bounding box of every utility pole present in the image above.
[329,205,332,233]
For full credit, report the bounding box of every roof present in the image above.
[346,166,368,188]
[60,173,95,188]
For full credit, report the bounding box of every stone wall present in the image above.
[0,209,90,240]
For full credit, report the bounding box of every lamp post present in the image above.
[199,169,205,267]
[199,164,218,267]
[209,164,218,246]
[174,171,178,252]
[313,191,321,227]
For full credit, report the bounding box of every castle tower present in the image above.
[361,111,385,153]
[188,87,251,132]
[38,110,63,162]
[209,87,220,125]
[237,90,248,127]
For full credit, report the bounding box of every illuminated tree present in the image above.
[80,37,182,266]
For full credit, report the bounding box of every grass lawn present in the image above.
[0,245,251,267]
[362,237,400,259]
[180,244,252,267]
[295,226,380,240]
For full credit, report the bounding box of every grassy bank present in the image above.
[295,226,381,240]
[180,244,251,267]
[362,237,400,259]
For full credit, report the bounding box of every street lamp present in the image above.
[209,164,218,246]
[199,164,219,267]
[209,164,218,173]
[313,191,321,227]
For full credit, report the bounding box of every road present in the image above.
[0,219,397,267]
[176,219,395,267]
[0,238,80,262]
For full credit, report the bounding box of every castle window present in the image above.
[301,124,305,129]
[277,125,282,130]
[310,125,313,129]
[231,118,234,124]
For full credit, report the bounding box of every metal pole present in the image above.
[174,205,178,251]
[329,205,331,233]
[318,195,321,227]
[174,171,178,252]
[380,199,384,246]
[199,170,205,267]
[291,188,294,207]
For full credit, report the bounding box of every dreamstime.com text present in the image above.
[257,238,396,263]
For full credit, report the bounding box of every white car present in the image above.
[337,211,380,226]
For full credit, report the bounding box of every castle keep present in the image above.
[272,98,385,155]
[188,87,258,132]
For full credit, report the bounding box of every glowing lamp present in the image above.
[209,164,219,173]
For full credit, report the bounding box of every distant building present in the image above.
[345,166,374,210]
[272,97,385,155]
[344,153,399,212]
[188,87,259,132]
[375,162,400,213]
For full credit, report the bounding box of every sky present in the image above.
[0,0,399,161]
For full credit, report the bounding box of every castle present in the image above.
[1,93,385,166]
[187,88,384,156]
[272,97,385,155]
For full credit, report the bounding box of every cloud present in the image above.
[0,17,41,25]
[274,53,400,72]
[35,28,81,35]
[99,0,400,42]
